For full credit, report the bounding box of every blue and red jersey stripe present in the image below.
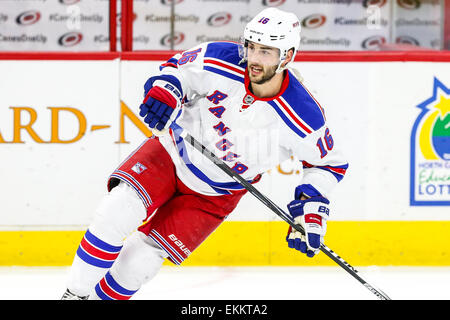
[302,160,348,182]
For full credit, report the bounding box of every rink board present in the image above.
[0,53,449,266]
[0,221,450,266]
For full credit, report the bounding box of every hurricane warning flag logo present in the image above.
[410,77,450,206]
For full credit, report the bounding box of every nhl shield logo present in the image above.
[132,162,147,174]
[410,77,450,206]
[243,94,255,105]
[241,94,255,111]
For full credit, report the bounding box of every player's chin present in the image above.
[249,73,267,84]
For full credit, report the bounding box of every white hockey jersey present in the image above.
[149,41,348,197]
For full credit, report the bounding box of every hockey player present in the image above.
[62,7,348,300]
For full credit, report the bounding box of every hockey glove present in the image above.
[139,81,181,132]
[286,184,330,258]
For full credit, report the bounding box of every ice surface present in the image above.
[0,266,448,300]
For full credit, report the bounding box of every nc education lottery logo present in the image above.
[410,77,450,206]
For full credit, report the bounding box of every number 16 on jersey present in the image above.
[316,128,334,158]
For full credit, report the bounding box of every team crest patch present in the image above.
[243,94,255,105]
[410,77,450,206]
[240,94,255,111]
[131,162,147,174]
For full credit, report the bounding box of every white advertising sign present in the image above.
[0,58,449,230]
[393,0,443,49]
[0,0,443,51]
[132,0,443,51]
[0,0,110,51]
[0,59,120,227]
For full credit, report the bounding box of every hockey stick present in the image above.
[168,123,391,300]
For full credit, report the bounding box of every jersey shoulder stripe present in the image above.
[204,41,244,67]
[267,100,307,138]
[204,65,245,83]
[203,42,245,83]
[280,72,326,133]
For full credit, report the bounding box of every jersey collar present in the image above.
[243,68,290,102]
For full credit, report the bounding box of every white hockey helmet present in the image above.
[241,8,301,72]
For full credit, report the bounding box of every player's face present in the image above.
[246,41,280,85]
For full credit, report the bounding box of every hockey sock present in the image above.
[89,231,168,300]
[65,182,148,297]
[66,229,123,297]
[94,271,138,300]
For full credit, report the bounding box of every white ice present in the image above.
[0,266,449,300]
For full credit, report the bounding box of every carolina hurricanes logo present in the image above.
[207,12,232,27]
[397,0,421,9]
[116,13,121,26]
[262,0,286,7]
[301,14,326,29]
[363,0,387,7]
[116,12,137,26]
[58,32,83,47]
[396,35,420,46]
[160,32,185,47]
[361,35,386,50]
[59,0,81,4]
[16,11,41,25]
[161,0,184,5]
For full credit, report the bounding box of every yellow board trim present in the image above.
[0,221,449,266]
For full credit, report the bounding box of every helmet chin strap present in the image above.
[275,61,286,73]
[276,47,296,73]
[275,56,288,73]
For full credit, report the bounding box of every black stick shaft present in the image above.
[172,124,391,300]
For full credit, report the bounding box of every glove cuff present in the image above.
[303,201,330,219]
[144,74,184,99]
[294,184,322,200]
[147,80,182,108]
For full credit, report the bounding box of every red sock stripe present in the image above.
[98,277,132,300]
[80,237,121,261]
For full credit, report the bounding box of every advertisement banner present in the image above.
[393,0,443,49]
[410,77,450,205]
[0,0,443,51]
[0,55,449,267]
[132,0,443,51]
[132,0,392,51]
[1,57,449,230]
[0,59,120,226]
[0,0,110,51]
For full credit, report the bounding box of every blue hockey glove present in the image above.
[286,184,330,258]
[139,81,181,132]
